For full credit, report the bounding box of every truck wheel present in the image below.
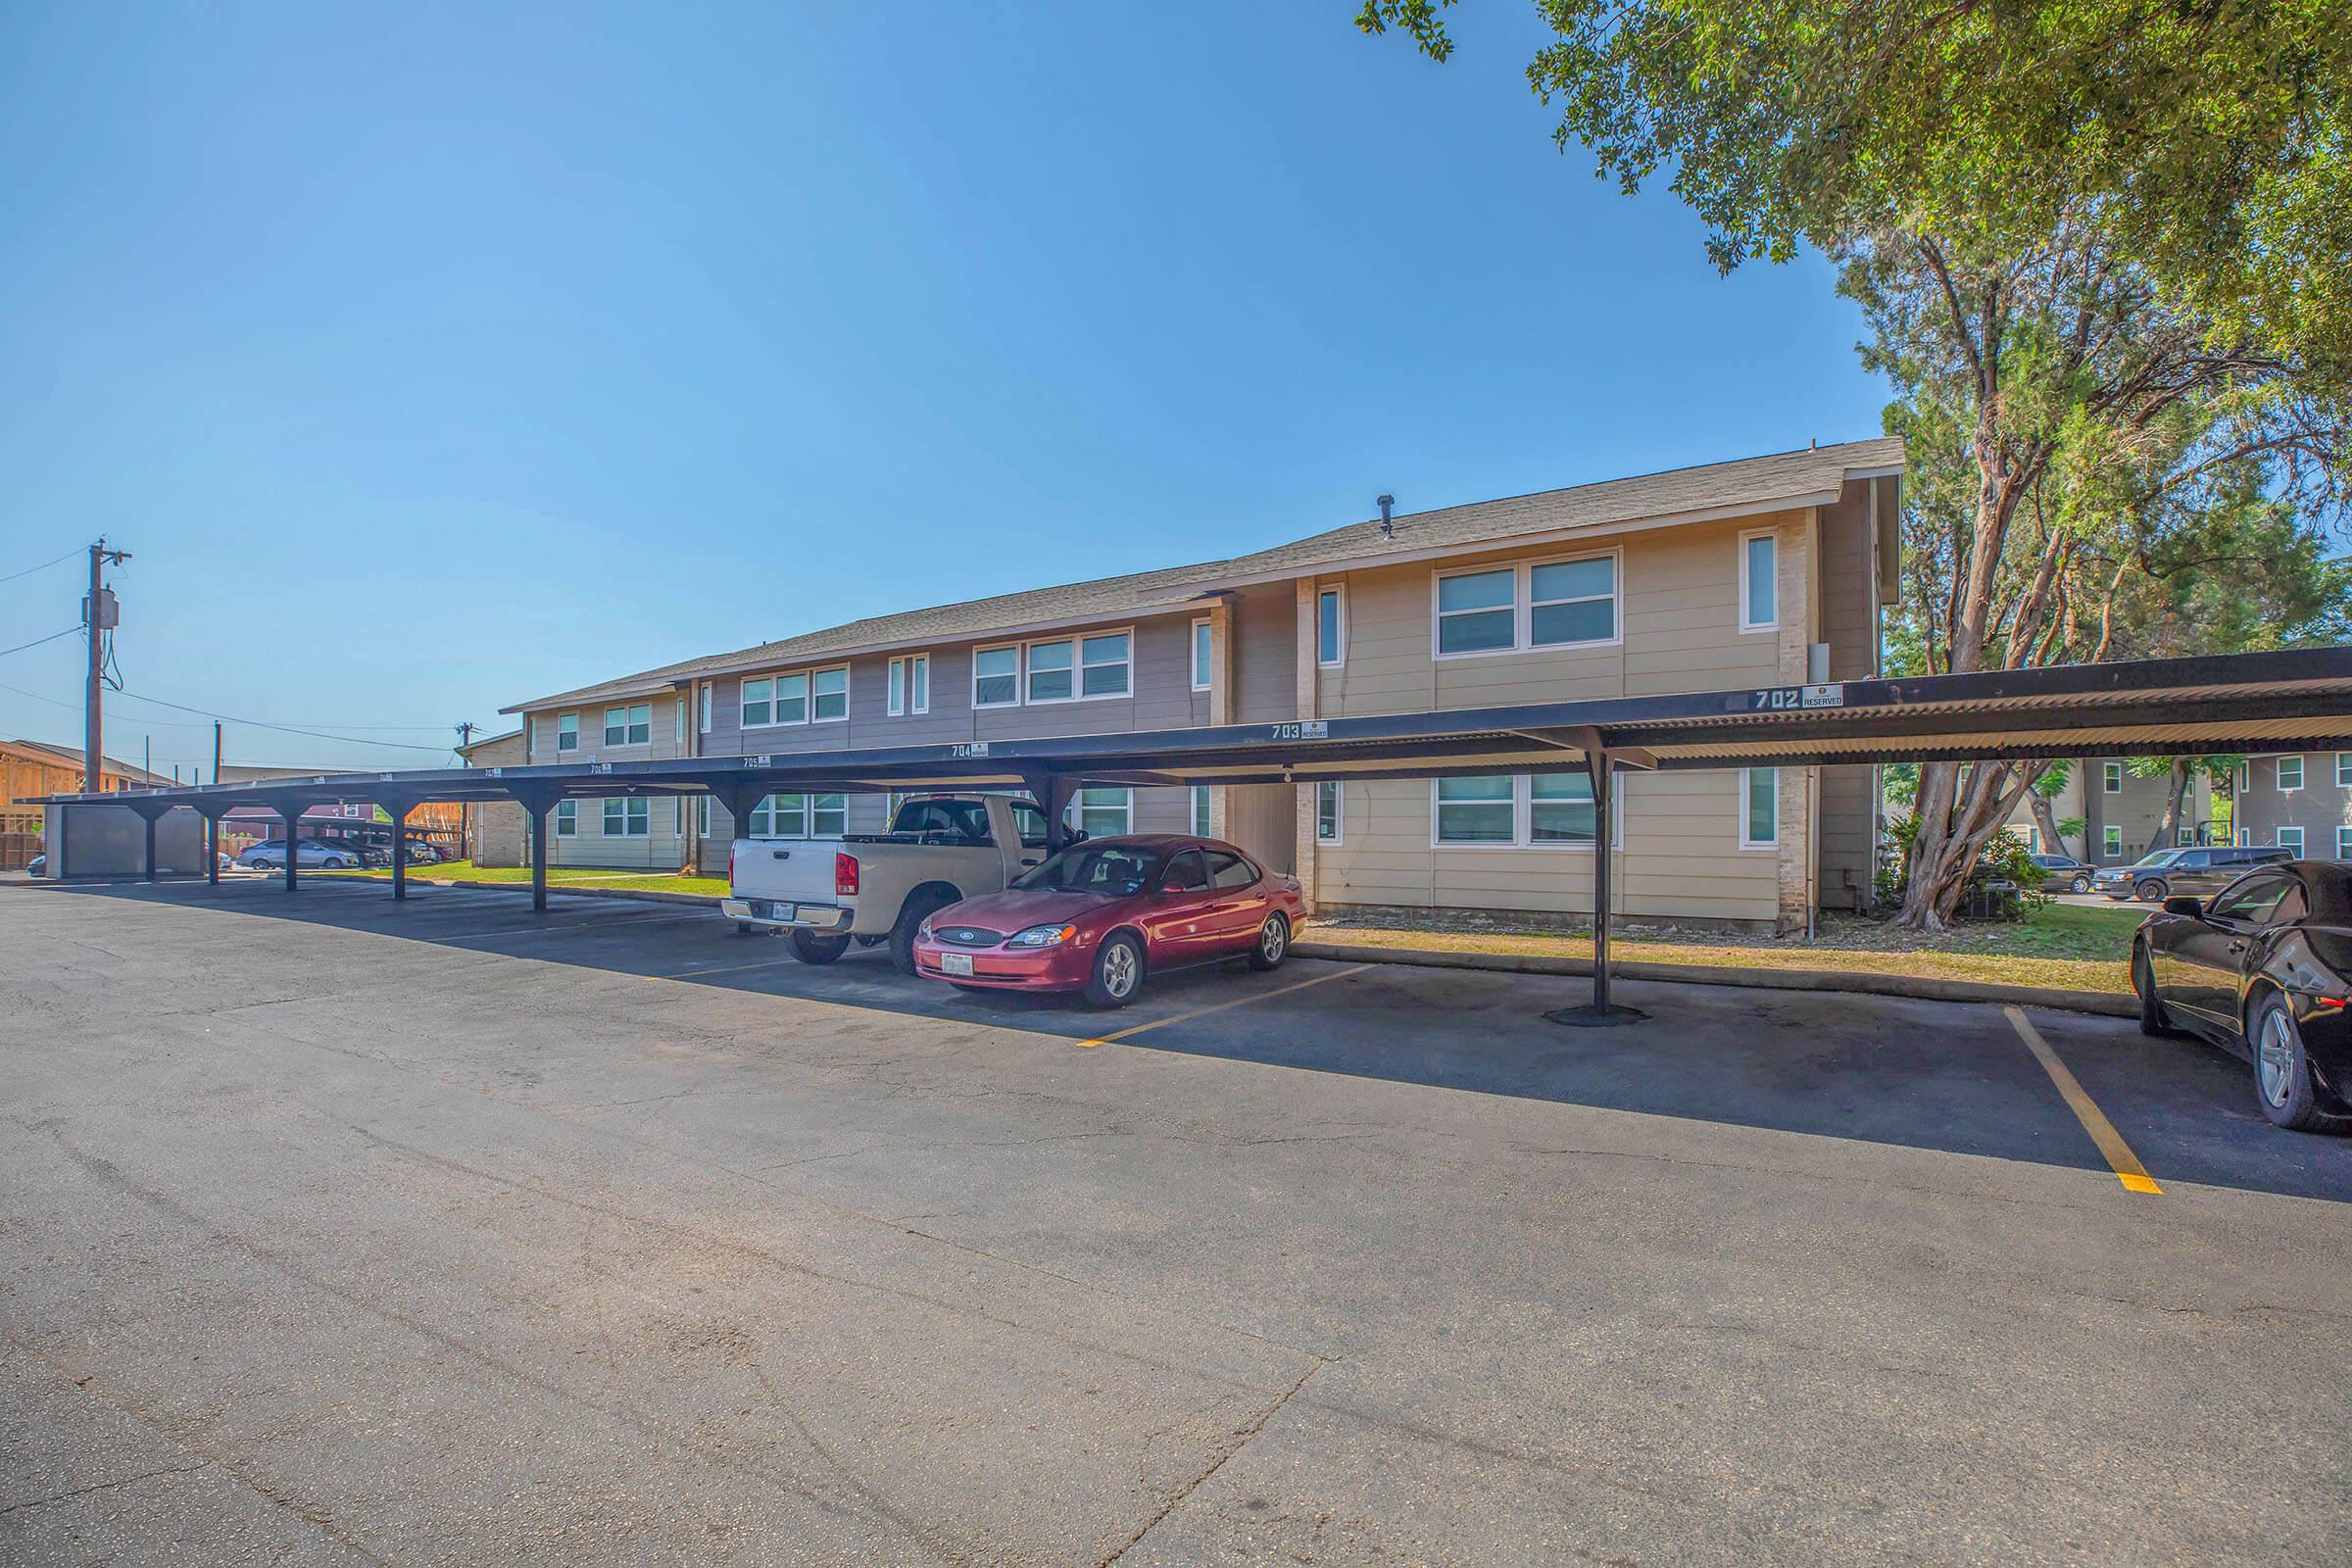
[890,890,957,976]
[1085,933,1145,1009]
[788,929,849,964]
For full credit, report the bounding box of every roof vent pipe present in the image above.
[1377,494,1395,538]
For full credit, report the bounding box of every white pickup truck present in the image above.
[720,793,1058,971]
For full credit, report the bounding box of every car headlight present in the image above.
[917,916,935,941]
[1006,923,1076,948]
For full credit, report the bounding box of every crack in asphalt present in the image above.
[1098,1360,1323,1567]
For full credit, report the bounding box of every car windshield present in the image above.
[2132,851,2181,868]
[1011,843,1158,897]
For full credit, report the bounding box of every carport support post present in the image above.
[1592,755,1612,1013]
[140,803,158,882]
[274,798,301,891]
[511,787,557,912]
[1022,772,1077,851]
[384,796,414,902]
[202,805,220,885]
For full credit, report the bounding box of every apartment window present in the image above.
[1317,586,1346,666]
[1191,785,1212,837]
[973,646,1019,708]
[602,797,649,837]
[699,685,711,733]
[811,666,848,722]
[1740,768,1779,850]
[1315,780,1342,845]
[1529,557,1616,647]
[556,713,578,753]
[2337,826,2352,860]
[2278,826,2304,856]
[742,673,811,727]
[2237,761,2249,793]
[2103,761,2124,794]
[697,796,710,835]
[2278,756,2304,791]
[1066,787,1131,837]
[888,655,929,716]
[2179,828,2196,846]
[741,678,772,727]
[1434,555,1618,657]
[2339,753,2352,788]
[1080,633,1131,698]
[675,701,686,744]
[750,792,849,838]
[555,800,576,837]
[1435,776,1516,844]
[1435,568,1516,655]
[1192,619,1213,692]
[1024,639,1074,702]
[1740,530,1778,632]
[1531,772,1597,845]
[605,704,651,747]
[2236,826,2249,847]
[2104,825,2124,857]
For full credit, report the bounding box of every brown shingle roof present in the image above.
[501,436,1902,713]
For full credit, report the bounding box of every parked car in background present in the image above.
[2132,860,2352,1133]
[2031,853,2096,895]
[911,834,1304,1008]
[25,854,44,878]
[234,839,362,871]
[723,793,1058,971]
[2093,844,2289,902]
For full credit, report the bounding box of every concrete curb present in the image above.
[1292,938,2134,1018]
[335,873,723,908]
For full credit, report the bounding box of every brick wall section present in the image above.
[1772,511,1816,934]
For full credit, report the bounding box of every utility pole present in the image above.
[456,721,475,862]
[213,720,222,789]
[82,539,130,794]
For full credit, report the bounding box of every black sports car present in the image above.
[2132,859,2352,1133]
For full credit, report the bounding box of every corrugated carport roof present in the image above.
[23,647,2352,810]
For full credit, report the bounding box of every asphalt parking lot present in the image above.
[6,878,2351,1567]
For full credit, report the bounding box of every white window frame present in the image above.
[2278,756,2304,792]
[602,797,648,837]
[887,655,930,716]
[2237,825,2249,847]
[2277,825,2304,856]
[972,644,1021,710]
[675,700,686,745]
[1315,780,1343,846]
[604,704,651,748]
[1431,550,1622,660]
[2338,752,2352,789]
[556,712,579,753]
[1428,773,1623,850]
[2337,825,2352,861]
[1191,785,1212,837]
[1738,527,1778,633]
[697,795,710,835]
[1064,786,1133,837]
[1076,631,1132,700]
[554,800,576,837]
[699,684,711,733]
[1191,618,1213,692]
[2237,761,2250,793]
[2104,825,2124,857]
[2103,760,2124,794]
[1024,637,1078,705]
[810,665,849,724]
[1317,585,1347,667]
[1738,767,1779,851]
[2178,827,2195,846]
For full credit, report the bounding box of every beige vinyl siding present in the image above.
[1314,772,1778,926]
[1230,585,1298,723]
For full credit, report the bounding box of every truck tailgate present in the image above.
[730,838,845,905]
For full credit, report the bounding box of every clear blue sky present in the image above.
[0,2,1887,776]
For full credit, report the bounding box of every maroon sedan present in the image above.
[911,835,1304,1007]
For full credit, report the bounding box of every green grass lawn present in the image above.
[1307,897,2149,995]
[321,860,729,898]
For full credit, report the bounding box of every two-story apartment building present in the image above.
[500,438,1904,931]
[2007,759,2216,863]
[2232,753,2352,861]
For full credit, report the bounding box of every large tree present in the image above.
[1361,0,2352,928]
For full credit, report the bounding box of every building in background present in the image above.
[456,729,526,866]
[501,438,1902,931]
[2232,753,2352,861]
[2006,760,2217,865]
[0,739,172,870]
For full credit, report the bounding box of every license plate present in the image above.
[941,952,974,977]
[764,902,793,921]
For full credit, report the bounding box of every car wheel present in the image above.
[788,929,850,965]
[2133,943,2178,1038]
[890,890,957,976]
[1085,932,1145,1009]
[2135,878,2167,903]
[252,858,274,871]
[2250,994,2352,1134]
[2071,874,2091,894]
[1246,912,1290,972]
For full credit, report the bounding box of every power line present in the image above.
[110,689,461,753]
[0,626,81,661]
[0,547,82,586]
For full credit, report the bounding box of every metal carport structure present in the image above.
[22,646,2352,1018]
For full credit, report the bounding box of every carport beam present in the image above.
[529,801,550,911]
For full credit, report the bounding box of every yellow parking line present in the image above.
[1077,963,1373,1049]
[2005,1005,2162,1195]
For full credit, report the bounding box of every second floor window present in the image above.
[2103,761,2124,793]
[1317,587,1346,666]
[1437,568,1515,655]
[604,704,651,747]
[888,655,929,715]
[1192,619,1212,691]
[2278,756,2304,790]
[1435,555,1618,657]
[812,666,848,721]
[2339,752,2352,788]
[556,713,578,752]
[974,646,1019,708]
[1740,530,1778,631]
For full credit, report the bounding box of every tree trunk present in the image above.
[2030,791,2068,858]
[2153,758,2190,849]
